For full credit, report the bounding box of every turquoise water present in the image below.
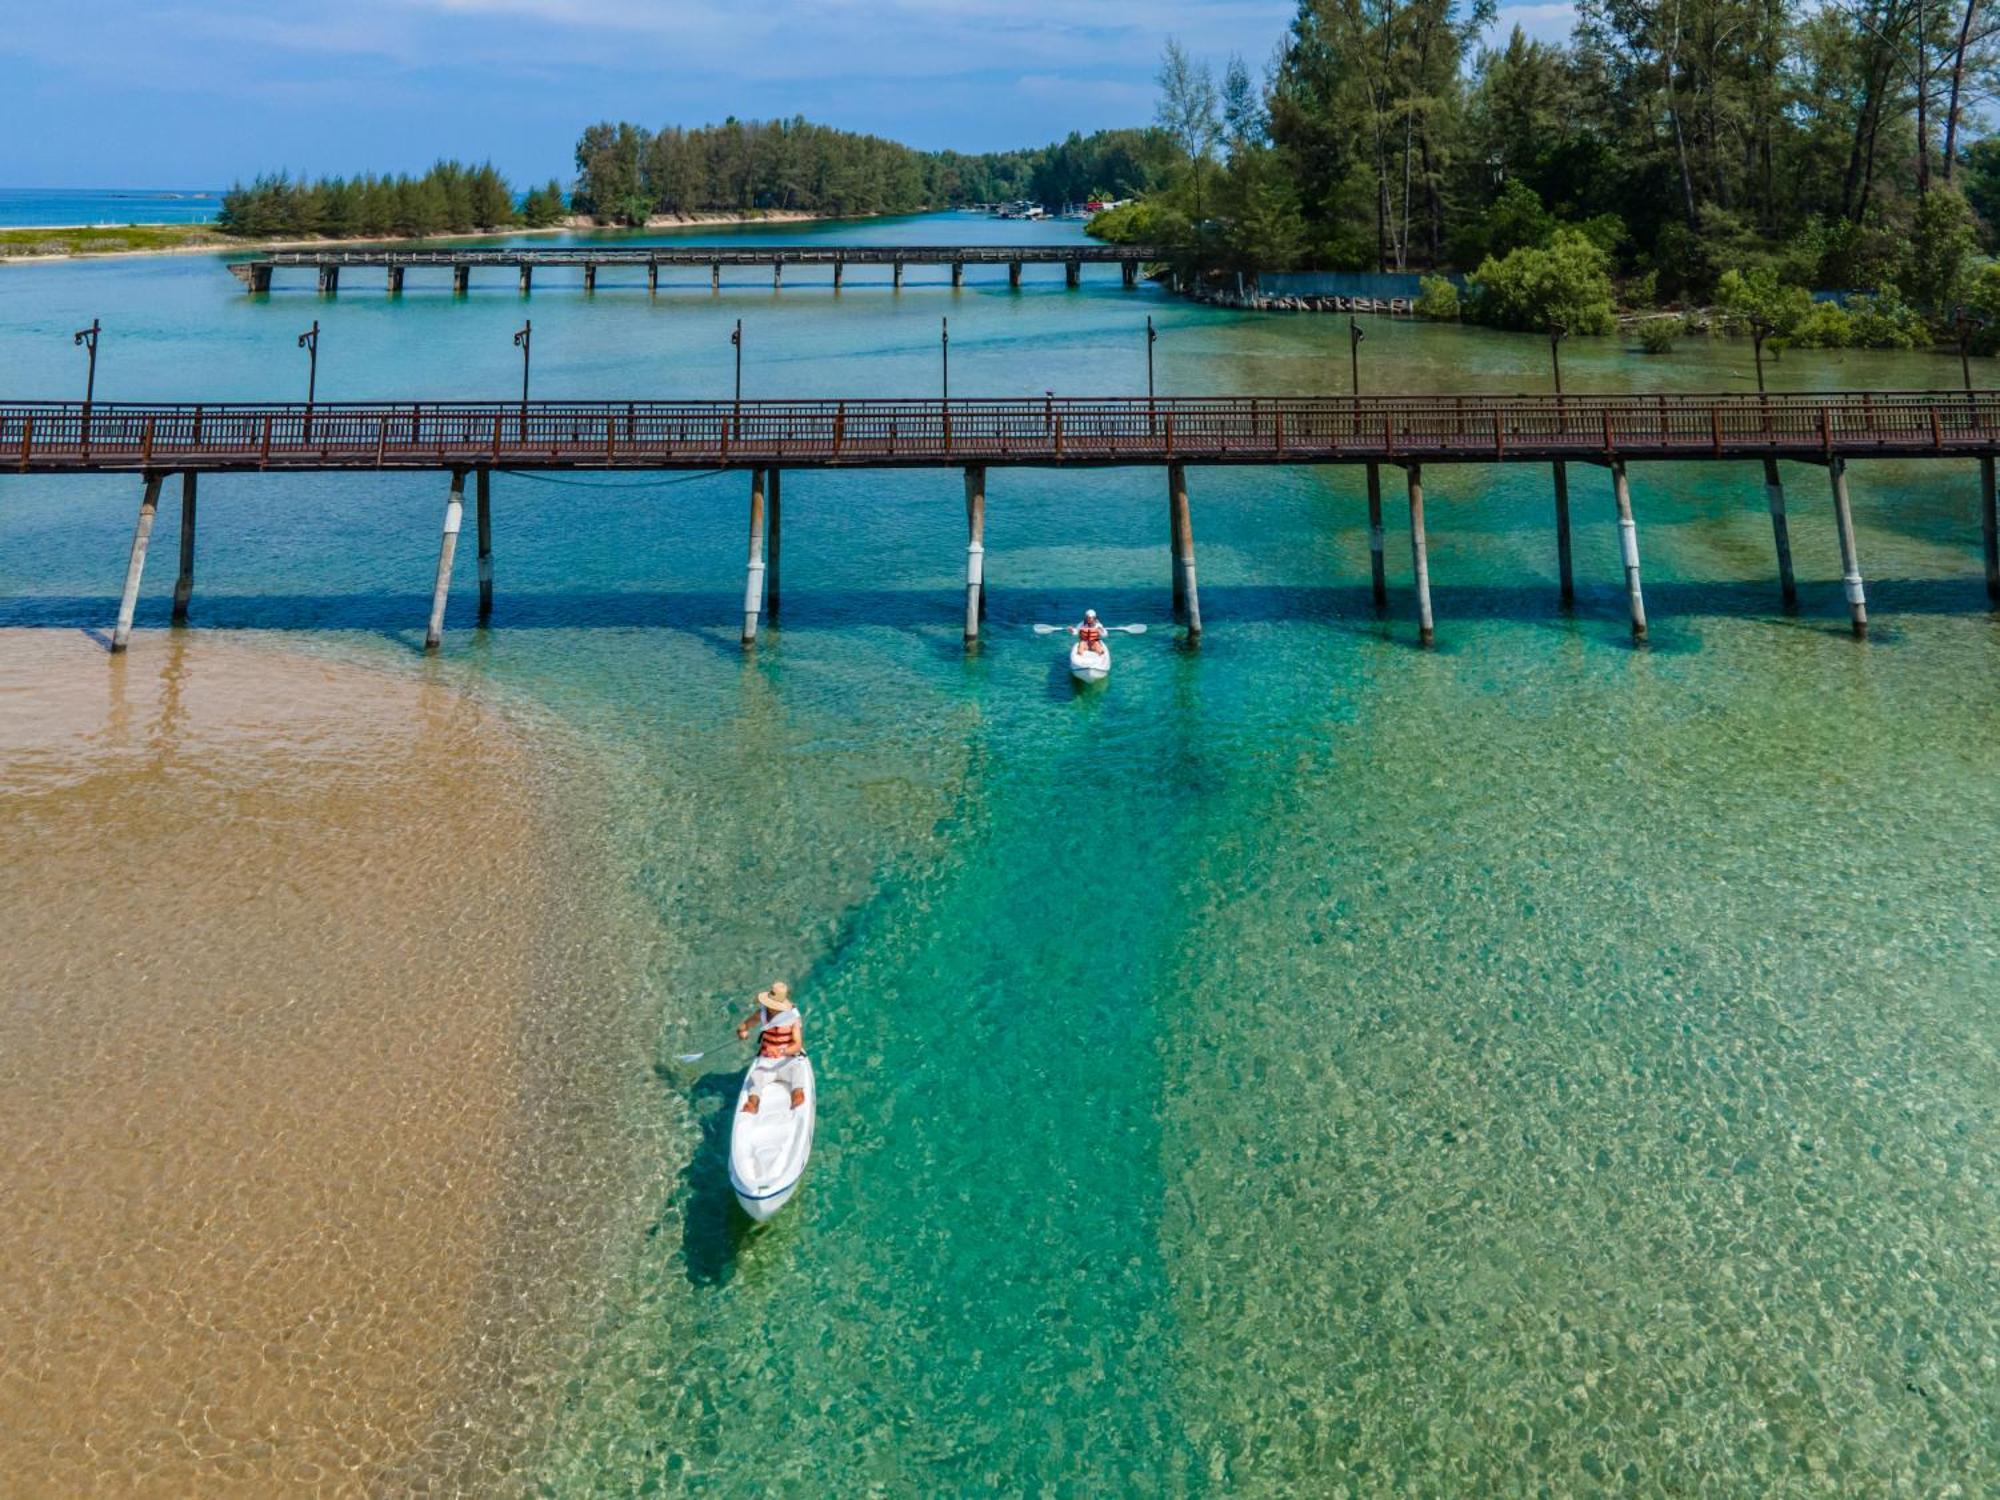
[3,217,1998,1492]
[0,187,222,227]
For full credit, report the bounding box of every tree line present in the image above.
[1096,0,2000,341]
[570,116,1172,222]
[216,162,567,239]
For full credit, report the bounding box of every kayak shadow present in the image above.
[679,1070,757,1287]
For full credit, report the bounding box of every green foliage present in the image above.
[1447,179,1555,266]
[1623,268,1659,309]
[1466,230,1615,333]
[217,163,520,240]
[1844,287,1923,348]
[1905,189,1979,310]
[1962,261,2000,354]
[1635,318,1678,354]
[1715,267,1814,336]
[519,181,568,228]
[1087,198,1183,245]
[1788,301,1854,349]
[1414,273,1462,319]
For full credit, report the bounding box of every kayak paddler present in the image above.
[736,981,807,1114]
[1069,609,1107,657]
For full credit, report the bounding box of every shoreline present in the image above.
[0,207,890,265]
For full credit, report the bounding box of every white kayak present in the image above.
[729,1054,816,1222]
[1069,639,1111,681]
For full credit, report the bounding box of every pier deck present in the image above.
[8,391,1997,473]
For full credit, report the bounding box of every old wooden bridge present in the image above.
[227,244,1162,294]
[8,389,1996,654]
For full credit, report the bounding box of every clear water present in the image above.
[0,187,223,227]
[1,217,1997,1493]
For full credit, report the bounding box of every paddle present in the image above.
[673,1007,799,1065]
[1032,622,1148,634]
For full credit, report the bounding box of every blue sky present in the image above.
[2,0,1578,188]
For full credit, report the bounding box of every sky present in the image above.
[0,0,1579,189]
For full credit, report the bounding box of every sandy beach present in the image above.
[0,630,636,1492]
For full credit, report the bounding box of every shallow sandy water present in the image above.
[0,630,639,1493]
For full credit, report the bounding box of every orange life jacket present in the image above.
[1079,623,1105,646]
[759,1009,800,1058]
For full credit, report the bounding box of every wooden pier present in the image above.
[7,390,1996,653]
[227,245,1162,294]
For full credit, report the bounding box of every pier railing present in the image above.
[247,244,1163,268]
[7,392,1997,473]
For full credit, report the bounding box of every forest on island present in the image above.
[1093,0,2000,347]
[217,162,567,239]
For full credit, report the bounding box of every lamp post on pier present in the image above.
[1349,317,1365,395]
[941,316,949,401]
[74,319,100,445]
[298,319,319,439]
[1548,319,1567,394]
[731,319,743,408]
[1954,304,1984,392]
[513,319,531,441]
[1749,313,1773,393]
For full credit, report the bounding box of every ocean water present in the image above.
[0,187,222,227]
[1,217,1997,1493]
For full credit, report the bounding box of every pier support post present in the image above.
[453,265,470,296]
[1981,455,1998,602]
[1406,464,1435,648]
[476,468,493,620]
[1609,462,1648,640]
[893,260,904,290]
[1552,460,1574,606]
[1065,259,1081,289]
[1366,463,1387,608]
[647,262,659,296]
[767,469,782,618]
[1008,261,1022,288]
[833,261,844,291]
[743,468,768,647]
[951,261,964,288]
[964,466,987,643]
[773,263,783,290]
[711,263,721,292]
[172,473,197,622]
[1828,457,1868,637]
[111,475,164,654]
[387,265,404,296]
[584,263,597,294]
[1123,261,1138,289]
[1170,463,1202,640]
[246,264,271,294]
[519,264,532,295]
[424,470,465,653]
[317,265,339,296]
[1764,457,1798,610]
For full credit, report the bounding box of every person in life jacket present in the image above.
[736,981,806,1113]
[1069,608,1107,656]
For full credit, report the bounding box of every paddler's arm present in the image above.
[735,1008,761,1041]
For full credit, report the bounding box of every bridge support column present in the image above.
[519,264,532,295]
[1764,457,1797,610]
[833,261,844,291]
[1065,259,1081,289]
[387,265,404,295]
[743,468,768,647]
[245,264,271,294]
[476,468,493,620]
[172,473,197,622]
[1366,463,1387,608]
[584,263,597,294]
[648,262,658,295]
[111,474,164,654]
[317,265,339,296]
[1170,463,1201,641]
[453,264,470,295]
[964,466,986,643]
[1008,261,1022,288]
[425,469,465,653]
[1981,456,1998,602]
[1122,261,1137,289]
[712,262,721,292]
[1610,461,1648,640]
[1406,464,1434,648]
[951,261,964,288]
[773,263,783,290]
[893,260,904,291]
[767,469,782,618]
[1828,457,1868,637]
[1552,460,1574,606]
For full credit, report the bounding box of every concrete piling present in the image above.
[833,261,844,291]
[111,474,164,653]
[1610,461,1648,640]
[452,265,469,295]
[1828,457,1868,637]
[1406,463,1434,647]
[476,468,493,620]
[1764,457,1798,609]
[647,263,658,295]
[424,470,465,653]
[246,264,272,293]
[1552,460,1574,606]
[172,473,196,622]
[743,468,768,647]
[893,260,904,290]
[1170,463,1201,640]
[1065,260,1081,289]
[520,265,533,295]
[711,263,721,292]
[773,263,783,290]
[1008,261,1022,288]
[387,265,404,295]
[1366,463,1387,608]
[317,265,339,296]
[583,264,597,294]
[964,465,986,643]
[951,261,964,288]
[1122,261,1137,289]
